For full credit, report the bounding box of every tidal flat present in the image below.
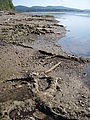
[0,11,90,120]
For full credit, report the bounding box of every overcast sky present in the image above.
[13,0,90,9]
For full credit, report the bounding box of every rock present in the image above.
[83,73,87,77]
[32,72,39,76]
[59,25,64,27]
[9,109,19,120]
[33,110,46,119]
[29,117,35,120]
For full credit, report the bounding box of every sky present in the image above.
[13,0,90,10]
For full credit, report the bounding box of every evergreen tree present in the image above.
[0,0,15,10]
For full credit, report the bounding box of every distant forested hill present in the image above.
[16,6,83,12]
[0,0,15,10]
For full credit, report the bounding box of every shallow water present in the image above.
[31,12,90,57]
[54,12,90,57]
[52,12,90,88]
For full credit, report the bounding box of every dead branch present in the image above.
[45,61,61,74]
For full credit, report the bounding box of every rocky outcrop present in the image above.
[0,14,64,41]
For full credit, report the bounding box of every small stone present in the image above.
[32,72,39,76]
[87,107,90,112]
[79,100,85,107]
[83,73,87,77]
[12,84,17,87]
[15,51,18,54]
[33,111,46,120]
[30,117,35,120]
[81,95,86,98]
[18,85,22,88]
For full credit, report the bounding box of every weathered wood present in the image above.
[45,61,61,74]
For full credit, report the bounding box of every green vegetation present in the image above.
[0,0,15,10]
[16,6,83,12]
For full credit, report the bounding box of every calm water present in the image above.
[31,12,90,57]
[54,12,90,57]
[54,12,90,88]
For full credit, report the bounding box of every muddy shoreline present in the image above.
[0,12,90,120]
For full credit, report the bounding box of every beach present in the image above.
[0,12,90,120]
